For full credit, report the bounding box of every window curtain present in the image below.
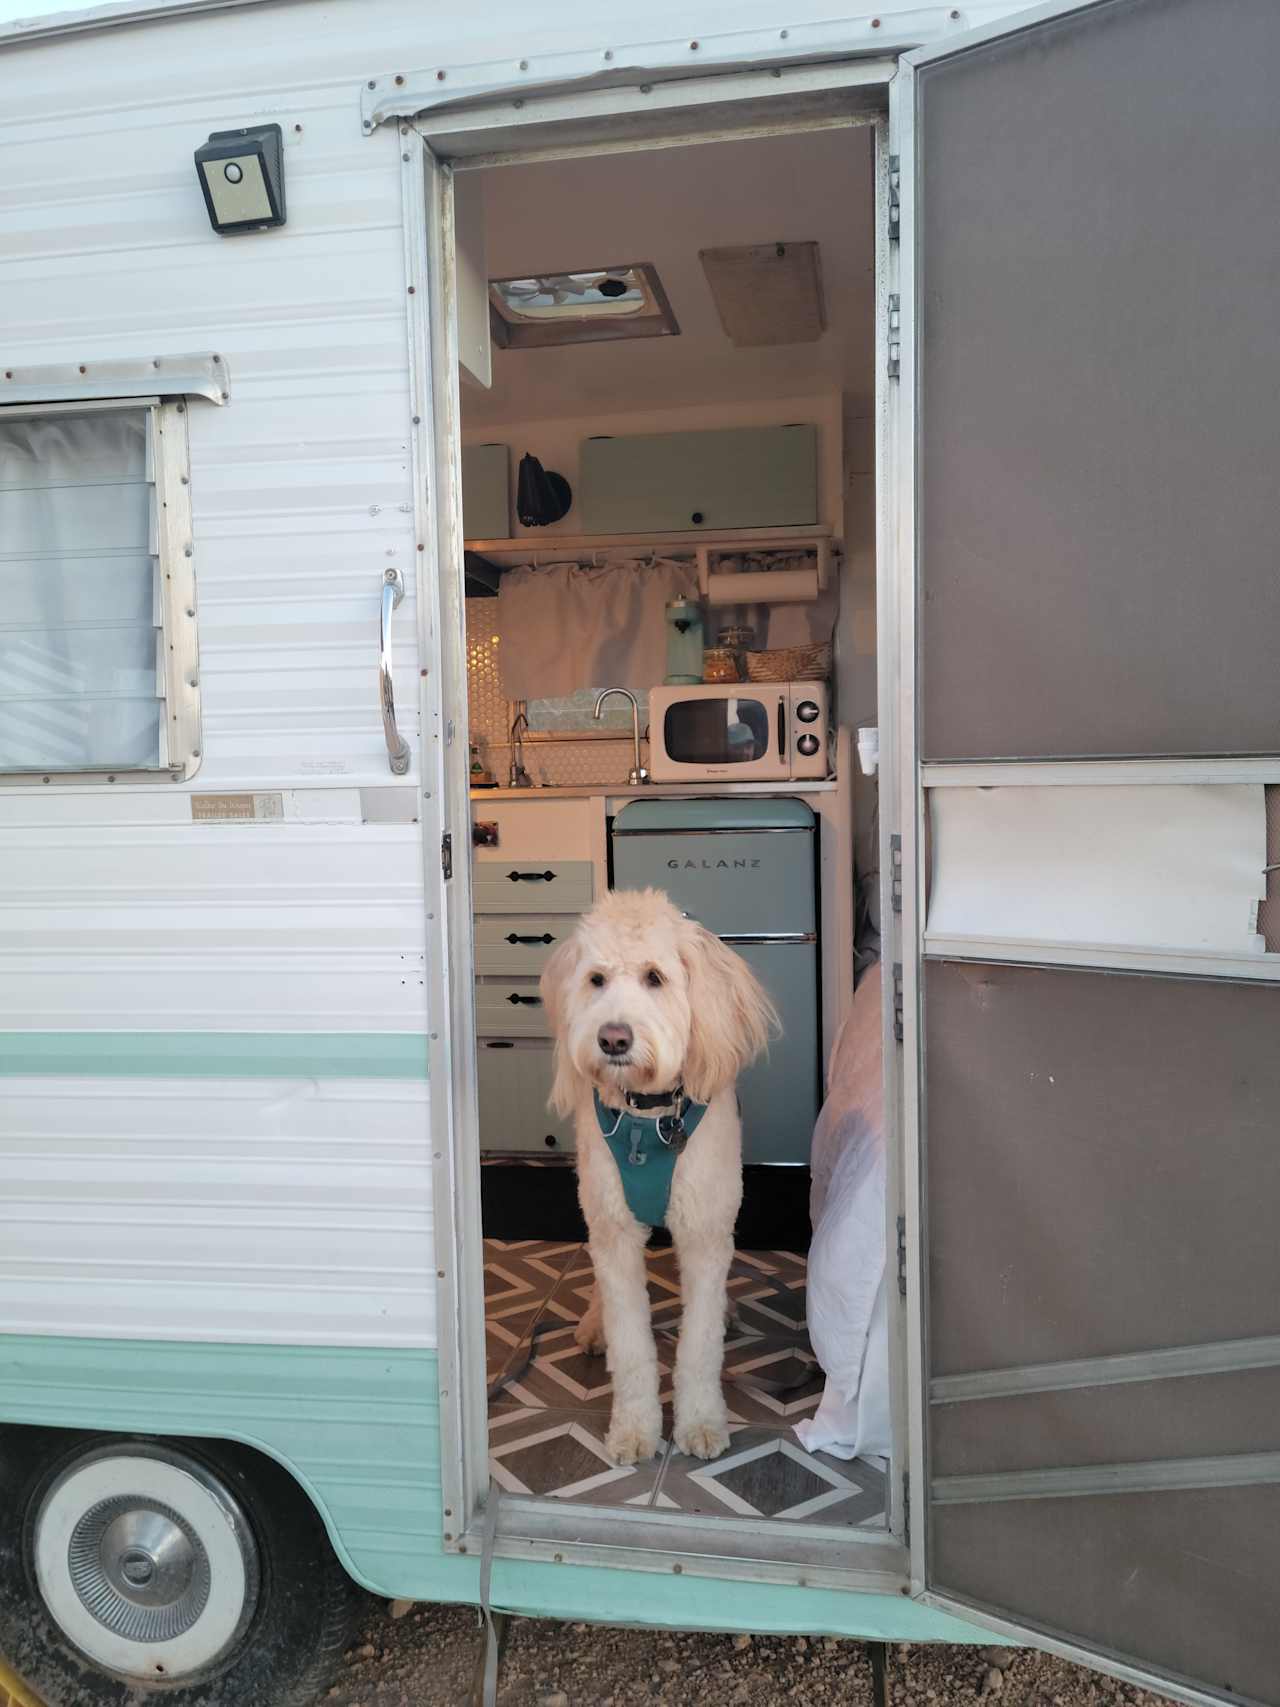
[0,409,161,770]
[496,557,698,702]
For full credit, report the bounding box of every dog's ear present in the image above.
[540,936,583,1116]
[678,922,778,1103]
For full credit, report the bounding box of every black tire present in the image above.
[0,1427,367,1707]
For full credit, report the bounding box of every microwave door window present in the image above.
[664,697,770,765]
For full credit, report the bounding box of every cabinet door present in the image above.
[580,425,817,532]
[477,1040,574,1155]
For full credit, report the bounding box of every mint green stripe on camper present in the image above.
[0,1032,428,1078]
[0,1335,440,1601]
[0,1334,991,1643]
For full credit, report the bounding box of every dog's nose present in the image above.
[598,1023,633,1058]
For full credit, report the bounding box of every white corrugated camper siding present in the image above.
[0,3,436,1347]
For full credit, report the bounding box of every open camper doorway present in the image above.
[418,94,904,1584]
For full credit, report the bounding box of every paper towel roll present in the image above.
[705,568,820,605]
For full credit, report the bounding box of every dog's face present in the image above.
[540,888,776,1110]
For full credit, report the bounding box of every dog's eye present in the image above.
[645,968,664,988]
[589,972,607,989]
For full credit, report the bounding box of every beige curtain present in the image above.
[496,557,697,701]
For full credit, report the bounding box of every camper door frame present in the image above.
[402,55,913,1590]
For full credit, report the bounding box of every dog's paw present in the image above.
[605,1415,661,1466]
[674,1417,731,1461]
[574,1317,606,1356]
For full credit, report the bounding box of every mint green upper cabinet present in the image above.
[461,443,510,539]
[580,425,817,533]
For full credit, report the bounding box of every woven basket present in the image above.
[744,641,832,683]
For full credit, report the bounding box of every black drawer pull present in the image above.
[507,932,555,946]
[508,869,556,883]
[507,993,543,1006]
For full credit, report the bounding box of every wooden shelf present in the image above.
[464,524,837,559]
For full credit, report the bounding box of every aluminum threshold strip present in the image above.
[477,1495,908,1592]
[932,1450,1280,1507]
[932,1334,1280,1405]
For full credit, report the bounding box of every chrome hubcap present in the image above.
[35,1446,260,1683]
[69,1495,212,1643]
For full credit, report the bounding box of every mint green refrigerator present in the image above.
[610,798,818,1165]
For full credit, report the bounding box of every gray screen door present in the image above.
[896,4,1280,1703]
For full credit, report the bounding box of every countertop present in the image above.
[470,780,837,800]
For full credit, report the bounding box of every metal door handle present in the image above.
[507,933,555,945]
[777,694,786,758]
[506,993,543,1006]
[508,869,556,883]
[380,567,411,777]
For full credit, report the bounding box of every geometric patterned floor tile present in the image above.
[488,1407,666,1507]
[483,1237,887,1531]
[659,1428,889,1524]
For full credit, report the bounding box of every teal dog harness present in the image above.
[594,1088,709,1229]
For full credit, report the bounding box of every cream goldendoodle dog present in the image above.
[540,888,775,1465]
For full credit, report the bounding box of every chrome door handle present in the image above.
[380,567,411,777]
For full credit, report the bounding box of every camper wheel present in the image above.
[0,1428,365,1707]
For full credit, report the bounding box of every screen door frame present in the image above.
[890,4,1280,1703]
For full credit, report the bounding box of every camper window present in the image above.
[0,400,200,782]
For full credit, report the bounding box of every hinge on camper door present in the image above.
[441,832,453,881]
[887,295,901,380]
[901,1471,910,1547]
[889,834,903,913]
[896,1214,907,1298]
[887,155,900,243]
[892,963,904,1042]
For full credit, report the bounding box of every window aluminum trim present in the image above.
[0,353,229,408]
[0,397,202,787]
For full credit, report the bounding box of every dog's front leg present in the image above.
[591,1220,661,1466]
[670,1227,733,1460]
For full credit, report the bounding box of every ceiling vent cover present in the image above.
[700,242,826,347]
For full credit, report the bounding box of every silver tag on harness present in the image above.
[656,1113,687,1149]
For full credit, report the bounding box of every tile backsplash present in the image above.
[466,600,647,787]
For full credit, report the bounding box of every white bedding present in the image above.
[794,961,891,1462]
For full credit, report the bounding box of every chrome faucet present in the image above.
[594,687,649,787]
[508,708,533,789]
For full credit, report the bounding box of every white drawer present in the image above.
[472,860,593,915]
[474,915,574,976]
[475,979,551,1038]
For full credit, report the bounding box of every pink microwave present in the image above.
[648,682,830,783]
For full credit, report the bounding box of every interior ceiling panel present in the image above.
[464,126,873,427]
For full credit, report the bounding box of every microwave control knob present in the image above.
[796,700,821,724]
[796,733,821,757]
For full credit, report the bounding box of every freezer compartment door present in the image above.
[612,827,815,939]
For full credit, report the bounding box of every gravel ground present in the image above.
[326,1600,1181,1707]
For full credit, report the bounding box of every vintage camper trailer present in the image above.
[2,0,1278,1703]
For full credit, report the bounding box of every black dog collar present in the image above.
[623,1084,686,1111]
